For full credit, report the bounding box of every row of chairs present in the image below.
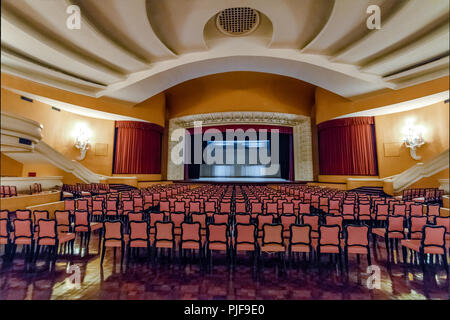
[0,185,17,198]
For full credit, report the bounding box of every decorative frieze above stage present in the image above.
[167,111,313,181]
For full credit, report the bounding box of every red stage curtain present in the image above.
[318,117,378,175]
[113,121,163,174]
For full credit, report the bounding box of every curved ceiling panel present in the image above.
[1,0,448,104]
[104,55,385,103]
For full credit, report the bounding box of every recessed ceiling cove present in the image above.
[216,7,260,36]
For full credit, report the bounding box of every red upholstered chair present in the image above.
[328,200,341,215]
[325,215,343,237]
[206,223,230,268]
[317,225,342,269]
[220,202,231,215]
[288,224,313,267]
[64,200,75,215]
[343,224,371,270]
[426,205,440,222]
[174,201,186,214]
[189,201,202,215]
[401,225,448,271]
[375,204,389,225]
[128,212,143,222]
[154,221,175,260]
[100,220,126,266]
[280,214,297,239]
[179,222,203,263]
[92,199,104,221]
[11,219,34,262]
[143,194,153,210]
[282,202,294,216]
[265,202,278,219]
[34,219,75,261]
[0,218,11,259]
[299,203,311,215]
[233,223,258,268]
[319,197,329,213]
[133,197,143,212]
[159,201,171,218]
[234,213,251,225]
[301,214,319,239]
[204,201,216,218]
[128,221,151,262]
[259,224,286,272]
[73,210,102,251]
[372,215,405,256]
[434,216,449,240]
[393,204,407,217]
[76,199,89,212]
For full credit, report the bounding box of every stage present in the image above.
[189,177,289,183]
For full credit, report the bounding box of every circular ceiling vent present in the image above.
[216,7,260,36]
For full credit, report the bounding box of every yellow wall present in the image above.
[315,76,449,124]
[1,153,23,177]
[374,101,449,178]
[2,73,167,126]
[0,191,60,211]
[2,88,115,176]
[166,72,315,118]
[407,168,449,190]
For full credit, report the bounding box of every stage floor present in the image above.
[191,177,289,183]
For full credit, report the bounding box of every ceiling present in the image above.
[1,0,449,104]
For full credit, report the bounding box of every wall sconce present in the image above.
[72,123,92,161]
[402,119,425,160]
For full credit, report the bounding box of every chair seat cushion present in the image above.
[235,243,255,251]
[130,240,149,248]
[372,228,386,237]
[319,245,340,253]
[59,233,75,243]
[290,244,310,253]
[155,240,174,248]
[261,244,285,252]
[208,243,227,251]
[181,241,201,250]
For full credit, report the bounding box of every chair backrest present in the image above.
[103,220,123,241]
[265,202,278,215]
[207,223,228,244]
[74,210,89,227]
[55,210,70,232]
[427,205,440,217]
[234,213,250,224]
[434,216,449,234]
[342,204,355,216]
[15,210,31,220]
[129,221,149,241]
[212,213,229,224]
[191,213,206,228]
[257,214,274,230]
[0,218,9,239]
[64,199,75,211]
[345,225,369,247]
[262,224,283,245]
[250,202,262,214]
[325,215,343,229]
[37,219,57,242]
[159,201,170,212]
[0,210,9,219]
[409,217,428,238]
[92,199,104,211]
[220,202,231,214]
[329,200,341,211]
[280,214,296,230]
[376,204,389,217]
[299,203,310,214]
[181,222,201,242]
[33,210,49,226]
[358,204,371,217]
[170,212,185,227]
[122,200,134,211]
[302,214,319,231]
[13,219,33,239]
[235,223,256,245]
[149,212,165,227]
[410,204,424,216]
[387,215,404,232]
[128,212,143,222]
[290,224,311,245]
[190,201,201,213]
[235,202,247,214]
[155,221,174,241]
[319,225,340,246]
[106,200,117,211]
[77,199,88,211]
[282,202,294,215]
[393,204,407,216]
[423,225,446,248]
[174,201,186,213]
[204,201,216,213]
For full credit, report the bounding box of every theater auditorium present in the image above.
[0,0,449,302]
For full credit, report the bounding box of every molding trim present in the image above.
[167,111,314,181]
